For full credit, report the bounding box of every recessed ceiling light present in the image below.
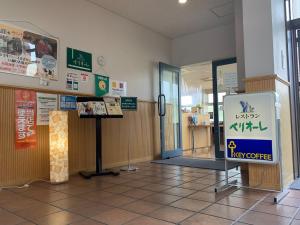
[179,0,188,4]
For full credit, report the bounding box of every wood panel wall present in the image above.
[0,86,158,186]
[245,75,294,190]
[102,102,156,168]
[164,104,175,152]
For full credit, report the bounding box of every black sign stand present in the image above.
[77,97,123,179]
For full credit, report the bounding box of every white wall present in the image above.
[171,23,236,67]
[234,0,245,91]
[242,0,275,77]
[271,0,288,80]
[0,0,171,101]
[241,0,288,80]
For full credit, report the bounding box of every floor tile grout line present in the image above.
[211,193,299,218]
[176,187,242,224]
[250,205,299,219]
[0,165,243,225]
[79,171,215,225]
[87,194,189,225]
[230,193,271,225]
[2,178,202,222]
[54,185,186,224]
[0,192,71,225]
[6,186,121,225]
[287,206,300,225]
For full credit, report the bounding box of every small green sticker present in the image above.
[95,74,110,97]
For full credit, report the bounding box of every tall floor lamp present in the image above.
[49,111,69,184]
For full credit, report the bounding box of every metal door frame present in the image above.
[212,57,237,159]
[287,16,300,177]
[159,62,183,159]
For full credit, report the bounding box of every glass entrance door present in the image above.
[212,58,237,159]
[158,62,182,159]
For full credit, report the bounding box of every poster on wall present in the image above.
[80,72,89,82]
[224,92,279,164]
[15,90,37,150]
[36,93,58,125]
[67,47,92,72]
[110,79,127,97]
[66,72,79,91]
[95,74,109,97]
[60,95,77,110]
[0,23,58,80]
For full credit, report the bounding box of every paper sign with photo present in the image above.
[0,23,58,80]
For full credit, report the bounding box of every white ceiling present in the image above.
[86,0,234,38]
[182,61,237,90]
[182,61,212,80]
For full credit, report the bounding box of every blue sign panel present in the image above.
[60,95,77,110]
[226,139,273,162]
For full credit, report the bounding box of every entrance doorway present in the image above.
[286,0,300,178]
[288,24,300,177]
[180,59,237,160]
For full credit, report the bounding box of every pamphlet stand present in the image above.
[120,123,137,172]
[77,97,123,179]
[120,97,138,172]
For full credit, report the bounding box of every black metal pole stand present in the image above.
[79,118,120,179]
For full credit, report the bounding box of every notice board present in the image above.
[224,92,280,164]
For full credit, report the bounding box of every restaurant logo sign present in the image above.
[224,92,279,164]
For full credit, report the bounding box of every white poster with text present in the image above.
[37,93,58,125]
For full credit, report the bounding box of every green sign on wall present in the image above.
[95,74,110,97]
[121,97,138,111]
[67,47,92,72]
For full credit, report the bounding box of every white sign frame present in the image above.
[224,92,280,164]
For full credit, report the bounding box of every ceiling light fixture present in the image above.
[178,0,188,4]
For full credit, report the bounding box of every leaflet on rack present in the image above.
[103,97,123,116]
[77,101,107,116]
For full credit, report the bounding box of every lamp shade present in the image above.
[49,111,68,183]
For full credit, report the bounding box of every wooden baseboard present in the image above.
[103,156,153,169]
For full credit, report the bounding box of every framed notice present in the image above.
[15,90,37,149]
[224,92,280,164]
[0,23,58,80]
[60,95,77,110]
[67,47,92,72]
[36,93,58,125]
[121,97,137,111]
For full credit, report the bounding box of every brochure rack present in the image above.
[77,97,123,179]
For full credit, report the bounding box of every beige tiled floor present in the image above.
[0,162,300,224]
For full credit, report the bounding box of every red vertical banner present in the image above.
[15,90,37,150]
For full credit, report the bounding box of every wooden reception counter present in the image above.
[182,113,212,153]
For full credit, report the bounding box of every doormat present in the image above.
[152,157,239,171]
[290,179,300,190]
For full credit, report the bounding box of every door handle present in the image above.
[158,94,162,116]
[162,94,166,116]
